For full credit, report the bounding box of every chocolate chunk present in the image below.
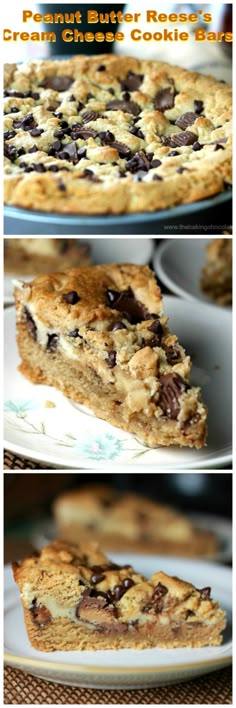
[199,587,211,599]
[82,110,98,123]
[154,88,174,112]
[30,600,51,626]
[107,350,116,368]
[110,321,127,331]
[126,150,150,174]
[24,307,37,341]
[58,141,78,162]
[30,128,44,137]
[112,141,131,158]
[129,125,144,139]
[47,334,58,352]
[170,131,196,147]
[91,572,106,584]
[99,130,115,145]
[120,71,143,92]
[69,127,97,140]
[63,291,80,305]
[13,114,36,131]
[158,373,189,419]
[175,112,196,130]
[192,141,203,151]
[106,287,151,324]
[106,99,141,117]
[4,144,19,161]
[164,344,182,364]
[40,76,72,91]
[194,99,204,114]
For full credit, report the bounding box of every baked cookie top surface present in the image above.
[4,55,232,214]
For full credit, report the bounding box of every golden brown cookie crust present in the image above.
[4,55,232,214]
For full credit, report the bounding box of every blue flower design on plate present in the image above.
[75,433,123,460]
[4,399,38,414]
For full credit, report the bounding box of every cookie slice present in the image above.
[14,264,207,448]
[12,540,226,651]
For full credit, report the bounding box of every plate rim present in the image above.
[4,298,232,469]
[154,239,232,307]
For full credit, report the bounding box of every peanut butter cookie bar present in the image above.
[4,238,90,275]
[12,540,226,651]
[53,485,217,558]
[4,55,232,214]
[14,264,207,448]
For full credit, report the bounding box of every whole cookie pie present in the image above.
[4,55,232,214]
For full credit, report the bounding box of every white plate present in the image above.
[4,296,232,469]
[31,513,232,564]
[4,238,153,305]
[4,556,232,689]
[154,239,232,306]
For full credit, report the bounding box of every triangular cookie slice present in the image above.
[13,540,225,651]
[14,264,207,448]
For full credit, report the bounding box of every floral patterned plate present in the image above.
[4,297,232,469]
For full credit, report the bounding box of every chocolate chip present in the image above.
[13,114,36,131]
[68,328,81,338]
[154,87,174,112]
[199,587,211,599]
[30,600,51,627]
[91,572,106,584]
[194,99,204,114]
[153,175,163,181]
[192,141,203,151]
[106,287,150,324]
[106,99,141,117]
[30,128,44,137]
[150,159,162,168]
[68,94,75,101]
[54,129,64,139]
[175,112,196,130]
[113,585,127,602]
[48,164,59,171]
[129,126,144,139]
[4,144,19,161]
[97,65,106,71]
[126,150,150,174]
[168,150,179,157]
[148,319,163,335]
[110,321,127,331]
[24,307,37,341]
[170,131,196,147]
[107,350,116,368]
[28,145,38,154]
[4,130,16,140]
[47,334,58,352]
[77,147,87,159]
[40,76,72,91]
[158,373,189,419]
[164,344,182,364]
[99,130,115,145]
[176,166,188,173]
[120,71,143,92]
[58,181,66,191]
[82,110,98,123]
[82,169,101,183]
[10,107,18,113]
[214,143,225,151]
[63,291,80,305]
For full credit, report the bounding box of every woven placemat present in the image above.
[4,666,232,704]
[4,450,53,470]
